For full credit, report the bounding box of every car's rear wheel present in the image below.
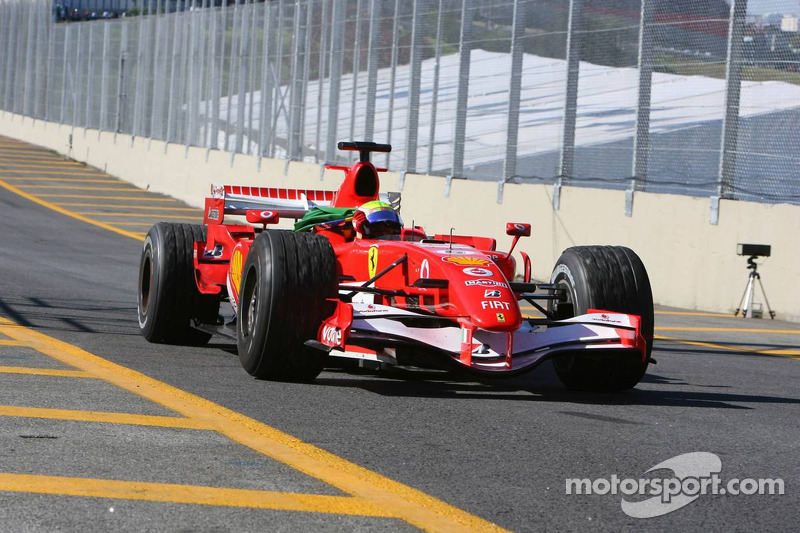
[236,230,337,382]
[548,246,654,391]
[138,222,219,345]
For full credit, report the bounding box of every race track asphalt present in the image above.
[0,136,797,532]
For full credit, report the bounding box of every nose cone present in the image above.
[436,253,522,330]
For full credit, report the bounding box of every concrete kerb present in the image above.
[0,111,798,322]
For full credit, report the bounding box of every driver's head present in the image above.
[353,201,402,239]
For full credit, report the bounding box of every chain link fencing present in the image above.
[1,0,799,206]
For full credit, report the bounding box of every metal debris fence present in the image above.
[1,0,799,211]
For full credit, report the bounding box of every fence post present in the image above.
[45,6,56,121]
[299,1,314,153]
[314,0,331,162]
[451,0,474,178]
[84,23,97,130]
[60,26,71,125]
[23,0,36,116]
[32,0,48,119]
[716,0,747,223]
[385,0,402,168]
[426,0,444,174]
[289,0,307,160]
[404,0,427,173]
[234,1,250,156]
[116,23,128,134]
[629,0,654,216]
[555,0,583,209]
[502,0,527,193]
[259,1,275,161]
[4,2,20,112]
[326,0,345,163]
[150,0,166,142]
[186,0,201,149]
[349,0,364,148]
[165,6,183,145]
[224,0,240,152]
[99,22,111,132]
[364,0,382,142]
[210,1,226,155]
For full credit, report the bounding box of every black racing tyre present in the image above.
[236,230,337,382]
[137,222,220,345]
[548,246,654,391]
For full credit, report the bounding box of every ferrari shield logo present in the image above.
[368,246,379,278]
[496,313,506,323]
[230,248,243,295]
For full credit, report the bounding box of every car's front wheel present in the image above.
[548,246,654,391]
[236,230,337,382]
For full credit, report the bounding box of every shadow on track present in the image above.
[0,295,139,336]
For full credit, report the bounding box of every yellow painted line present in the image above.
[18,185,140,191]
[0,317,506,532]
[0,179,144,241]
[55,203,199,211]
[0,473,391,517]
[0,149,55,155]
[0,405,213,429]
[0,340,23,346]
[107,222,162,227]
[656,327,800,334]
[0,156,76,162]
[0,161,87,167]
[655,334,800,357]
[76,212,202,220]
[1,170,109,176]
[654,310,731,317]
[37,194,178,201]
[0,366,94,378]
[0,177,121,183]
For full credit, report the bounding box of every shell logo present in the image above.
[442,256,490,266]
[230,248,244,296]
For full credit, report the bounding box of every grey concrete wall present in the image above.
[2,111,798,322]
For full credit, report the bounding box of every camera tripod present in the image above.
[734,256,775,319]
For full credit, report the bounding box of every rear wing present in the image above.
[204,184,401,224]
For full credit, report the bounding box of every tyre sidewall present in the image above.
[237,232,275,376]
[138,225,169,340]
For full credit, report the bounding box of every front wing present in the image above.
[315,302,646,375]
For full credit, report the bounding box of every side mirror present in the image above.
[246,210,280,227]
[506,223,531,237]
[505,222,530,256]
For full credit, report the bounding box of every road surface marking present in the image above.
[0,406,214,429]
[17,185,141,191]
[656,327,800,334]
[0,317,506,532]
[36,194,179,201]
[0,170,110,176]
[654,310,732,317]
[0,366,93,378]
[55,203,200,211]
[0,179,145,241]
[0,473,392,517]
[0,177,121,183]
[0,340,23,346]
[0,161,88,167]
[655,335,800,357]
[75,212,202,220]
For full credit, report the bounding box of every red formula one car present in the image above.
[138,142,654,391]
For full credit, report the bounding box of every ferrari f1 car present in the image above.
[138,142,654,391]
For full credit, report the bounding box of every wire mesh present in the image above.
[0,0,799,206]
